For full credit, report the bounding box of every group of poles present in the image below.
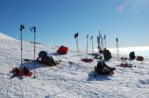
[74,32,119,58]
[20,24,36,78]
[74,33,95,58]
[19,27,119,78]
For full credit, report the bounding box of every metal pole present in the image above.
[116,38,119,58]
[86,35,89,58]
[76,37,79,55]
[104,34,106,49]
[92,37,94,53]
[33,31,36,78]
[98,31,101,52]
[30,26,36,78]
[21,30,23,68]
[20,25,24,68]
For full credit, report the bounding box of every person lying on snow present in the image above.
[36,51,56,66]
[94,61,116,75]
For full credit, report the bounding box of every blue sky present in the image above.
[0,0,149,49]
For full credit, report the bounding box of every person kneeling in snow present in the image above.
[94,61,116,75]
[36,51,56,66]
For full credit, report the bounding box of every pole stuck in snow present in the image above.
[86,34,89,58]
[30,26,36,78]
[90,36,94,54]
[74,32,79,55]
[101,34,104,50]
[104,34,106,49]
[116,38,119,58]
[97,31,101,53]
[19,24,25,68]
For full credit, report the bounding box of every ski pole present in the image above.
[30,26,36,78]
[20,24,25,68]
[86,34,89,58]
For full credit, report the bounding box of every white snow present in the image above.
[0,33,149,98]
[0,32,16,40]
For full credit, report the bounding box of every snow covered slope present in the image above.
[0,32,16,40]
[0,33,149,98]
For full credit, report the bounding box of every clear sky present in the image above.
[0,0,149,50]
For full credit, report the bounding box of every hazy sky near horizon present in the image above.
[0,0,149,49]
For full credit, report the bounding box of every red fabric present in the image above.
[18,72,33,77]
[136,56,144,61]
[12,67,33,77]
[81,58,94,63]
[21,71,33,77]
[57,46,68,54]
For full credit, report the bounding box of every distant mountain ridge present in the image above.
[0,32,16,40]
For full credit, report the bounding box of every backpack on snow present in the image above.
[57,45,68,54]
[36,51,56,66]
[136,56,144,61]
[94,61,115,75]
[39,51,48,59]
[129,51,136,60]
[103,49,112,60]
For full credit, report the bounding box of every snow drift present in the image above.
[0,33,149,98]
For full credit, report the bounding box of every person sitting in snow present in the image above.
[94,61,116,75]
[36,51,56,66]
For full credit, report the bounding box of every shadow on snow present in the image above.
[87,71,111,81]
[21,60,44,70]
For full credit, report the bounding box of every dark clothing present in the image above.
[95,61,115,75]
[13,68,21,76]
[103,49,112,60]
[10,67,30,79]
[39,51,48,58]
[37,51,56,66]
[129,51,136,60]
[22,67,29,74]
